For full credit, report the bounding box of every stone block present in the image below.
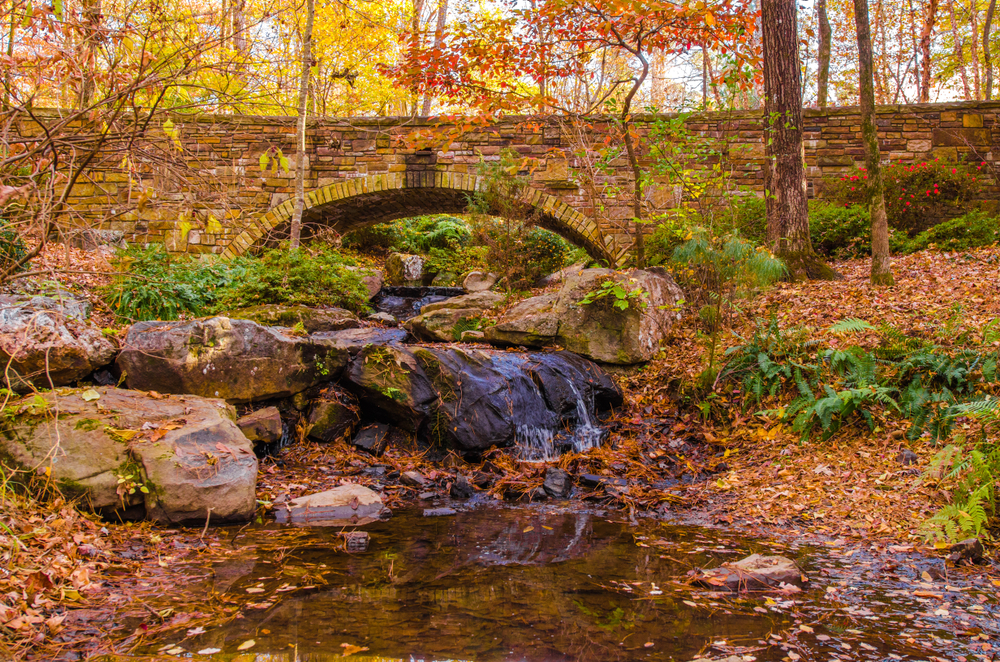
[963,113,984,128]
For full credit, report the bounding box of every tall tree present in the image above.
[290,0,315,250]
[421,0,448,115]
[854,0,894,285]
[986,0,997,99]
[817,0,832,107]
[761,0,837,279]
[918,0,940,102]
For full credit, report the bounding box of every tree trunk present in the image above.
[950,0,971,98]
[986,0,997,99]
[621,50,650,269]
[410,0,425,117]
[973,0,982,99]
[817,0,832,108]
[421,0,448,115]
[78,0,102,109]
[762,0,838,280]
[854,0,894,285]
[918,0,940,102]
[290,0,315,250]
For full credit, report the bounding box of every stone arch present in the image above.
[221,172,625,266]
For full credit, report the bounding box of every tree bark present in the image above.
[973,0,982,99]
[621,50,649,268]
[950,0,971,99]
[78,0,102,109]
[410,0,425,117]
[421,0,448,115]
[918,0,940,102]
[762,0,838,279]
[817,0,832,108]
[290,0,315,250]
[986,0,997,99]
[854,0,894,285]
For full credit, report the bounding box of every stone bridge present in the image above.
[37,100,1000,266]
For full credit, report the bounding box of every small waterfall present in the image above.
[516,380,607,462]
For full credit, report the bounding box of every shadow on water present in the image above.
[127,507,790,661]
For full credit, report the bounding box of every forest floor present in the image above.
[2,245,999,660]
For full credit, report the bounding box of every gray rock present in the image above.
[65,229,126,251]
[351,423,392,456]
[696,554,805,592]
[360,270,384,300]
[311,327,408,356]
[462,271,499,292]
[535,262,585,288]
[897,448,919,466]
[542,467,572,498]
[305,386,360,443]
[237,406,282,444]
[227,304,360,333]
[274,484,389,525]
[423,507,457,517]
[116,317,351,403]
[485,268,684,364]
[401,470,428,487]
[460,330,486,342]
[0,387,257,524]
[420,291,504,314]
[385,253,425,286]
[450,474,475,499]
[0,295,115,390]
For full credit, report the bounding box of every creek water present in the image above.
[123,505,999,662]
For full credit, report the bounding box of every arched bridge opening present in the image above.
[221,172,625,266]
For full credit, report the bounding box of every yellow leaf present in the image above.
[80,389,100,402]
[237,639,255,651]
[705,11,716,26]
[179,220,192,242]
[341,643,369,657]
[523,526,534,533]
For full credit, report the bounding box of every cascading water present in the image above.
[516,378,609,462]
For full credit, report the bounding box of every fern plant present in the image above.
[923,442,1000,542]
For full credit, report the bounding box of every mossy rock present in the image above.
[227,304,360,333]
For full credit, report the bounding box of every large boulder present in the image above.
[385,253,425,286]
[226,305,359,333]
[535,262,585,288]
[405,292,504,343]
[0,294,115,390]
[0,387,257,524]
[343,345,622,454]
[485,268,684,364]
[116,317,351,403]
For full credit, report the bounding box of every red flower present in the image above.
[952,168,957,174]
[905,201,911,206]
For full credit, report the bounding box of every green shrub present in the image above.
[341,224,399,252]
[904,210,1000,253]
[823,159,983,233]
[727,195,767,244]
[342,215,470,255]
[523,227,570,279]
[647,214,697,266]
[809,201,872,258]
[103,245,248,322]
[0,219,28,274]
[216,246,370,313]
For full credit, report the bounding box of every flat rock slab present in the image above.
[237,406,282,444]
[695,554,806,592]
[274,484,390,526]
[227,304,360,333]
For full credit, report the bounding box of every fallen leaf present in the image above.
[80,389,101,402]
[237,639,255,651]
[341,643,370,657]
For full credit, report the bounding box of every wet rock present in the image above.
[226,304,360,333]
[485,268,685,364]
[0,294,115,390]
[543,468,572,498]
[431,272,458,286]
[344,345,622,454]
[237,406,282,444]
[423,507,457,517]
[528,487,548,501]
[897,448,919,466]
[462,271,499,292]
[385,253,425,286]
[406,292,504,343]
[305,385,360,443]
[117,317,351,403]
[948,538,985,564]
[367,312,398,325]
[343,530,370,552]
[460,330,485,342]
[357,269,384,300]
[450,474,475,499]
[579,474,627,488]
[351,423,392,456]
[695,554,805,592]
[274,484,389,525]
[401,471,428,487]
[0,387,257,524]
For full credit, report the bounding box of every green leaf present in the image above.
[22,1,32,26]
[53,0,63,19]
[258,152,269,172]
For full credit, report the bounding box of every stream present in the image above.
[117,505,999,662]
